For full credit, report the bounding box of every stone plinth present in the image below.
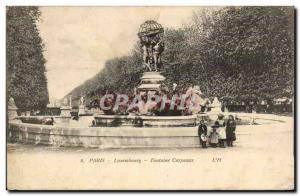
[8,109,18,120]
[140,72,165,83]
[138,72,166,92]
[60,106,71,117]
[78,104,86,116]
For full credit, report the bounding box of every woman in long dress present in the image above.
[215,114,226,147]
[226,115,236,147]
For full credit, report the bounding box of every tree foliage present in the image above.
[7,6,49,111]
[67,6,294,104]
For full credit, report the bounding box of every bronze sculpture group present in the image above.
[138,20,165,72]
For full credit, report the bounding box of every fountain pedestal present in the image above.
[60,106,71,117]
[138,72,166,93]
[78,104,86,115]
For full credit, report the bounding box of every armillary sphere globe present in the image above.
[138,20,164,41]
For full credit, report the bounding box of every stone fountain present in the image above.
[94,20,198,127]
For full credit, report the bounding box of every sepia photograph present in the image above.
[6,5,294,191]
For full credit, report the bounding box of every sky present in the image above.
[37,7,199,99]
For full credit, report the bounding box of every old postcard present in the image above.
[6,6,294,190]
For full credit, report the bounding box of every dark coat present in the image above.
[198,124,207,136]
[226,120,236,141]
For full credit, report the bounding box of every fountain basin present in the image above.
[94,114,198,127]
[7,113,288,148]
[8,122,202,148]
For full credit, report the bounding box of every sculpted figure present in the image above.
[141,44,152,71]
[8,97,17,108]
[153,40,164,71]
[138,20,164,72]
[80,96,84,105]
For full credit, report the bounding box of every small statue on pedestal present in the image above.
[78,96,86,116]
[80,96,84,105]
[60,97,71,117]
[8,97,18,120]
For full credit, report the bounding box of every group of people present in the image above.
[198,114,236,148]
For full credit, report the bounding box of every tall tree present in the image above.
[185,6,294,101]
[7,7,49,111]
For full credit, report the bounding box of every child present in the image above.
[215,114,226,148]
[198,120,208,148]
[208,124,220,148]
